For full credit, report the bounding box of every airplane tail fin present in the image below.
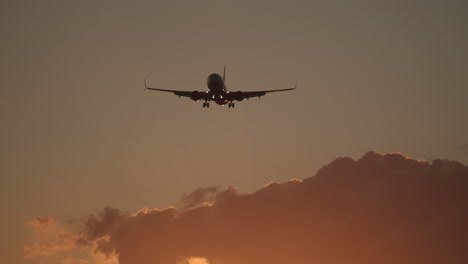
[223,65,226,82]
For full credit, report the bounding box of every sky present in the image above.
[1,1,467,264]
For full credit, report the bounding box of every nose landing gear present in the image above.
[228,102,235,108]
[203,102,210,108]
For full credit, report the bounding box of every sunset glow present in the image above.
[1,1,467,264]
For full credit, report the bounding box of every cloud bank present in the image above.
[25,152,468,264]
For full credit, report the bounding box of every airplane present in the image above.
[144,66,296,108]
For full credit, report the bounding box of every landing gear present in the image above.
[203,102,210,108]
[228,102,235,108]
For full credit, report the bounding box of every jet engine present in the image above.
[235,91,244,101]
[190,91,200,101]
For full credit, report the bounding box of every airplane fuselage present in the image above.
[207,73,229,105]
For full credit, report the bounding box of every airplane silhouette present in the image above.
[145,67,296,108]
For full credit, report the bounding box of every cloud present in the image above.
[24,217,76,259]
[177,186,221,210]
[24,214,120,263]
[25,152,468,264]
[178,257,210,264]
[62,257,89,264]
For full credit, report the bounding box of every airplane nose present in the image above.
[207,74,222,86]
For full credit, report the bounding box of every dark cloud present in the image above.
[26,152,468,264]
[177,186,221,210]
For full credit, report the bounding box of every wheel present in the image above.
[207,103,210,108]
[232,103,235,108]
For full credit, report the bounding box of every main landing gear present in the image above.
[228,102,235,108]
[203,102,210,108]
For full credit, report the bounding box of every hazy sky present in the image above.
[1,1,467,264]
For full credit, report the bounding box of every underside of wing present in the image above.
[241,86,296,99]
[145,79,211,101]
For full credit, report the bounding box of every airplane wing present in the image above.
[241,87,296,99]
[144,79,211,101]
[235,82,297,100]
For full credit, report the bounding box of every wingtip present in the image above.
[289,80,298,91]
[144,78,148,91]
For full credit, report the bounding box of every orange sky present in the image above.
[1,1,467,264]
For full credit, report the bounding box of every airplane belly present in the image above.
[215,100,229,106]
